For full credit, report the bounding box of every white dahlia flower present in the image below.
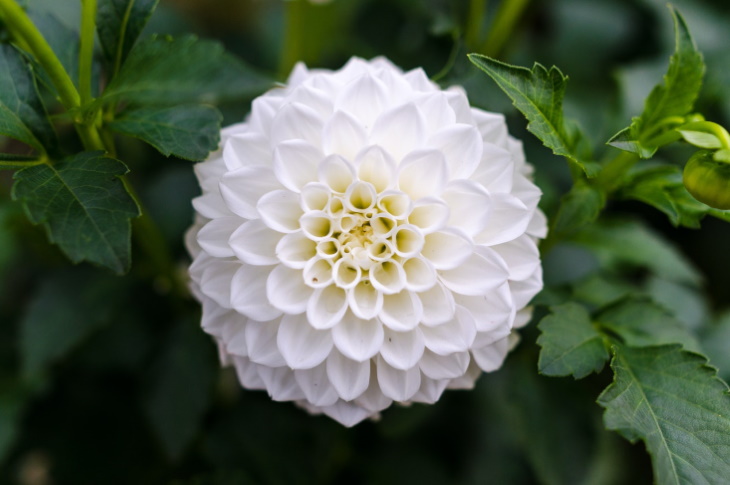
[186,57,546,426]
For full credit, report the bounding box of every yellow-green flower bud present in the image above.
[683,150,730,210]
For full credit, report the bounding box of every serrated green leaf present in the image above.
[144,321,216,460]
[552,182,606,233]
[97,0,159,70]
[598,344,730,485]
[109,105,221,160]
[468,54,594,176]
[11,152,140,274]
[19,268,124,376]
[596,297,701,352]
[608,6,705,158]
[101,35,273,106]
[537,303,609,379]
[571,218,702,285]
[618,165,708,228]
[0,44,55,152]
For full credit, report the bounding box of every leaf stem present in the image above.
[466,0,487,50]
[597,150,639,193]
[481,0,530,57]
[0,158,46,170]
[278,0,305,80]
[79,0,97,107]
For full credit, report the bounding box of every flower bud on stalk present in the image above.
[683,150,730,210]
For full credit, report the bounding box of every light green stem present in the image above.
[466,0,488,50]
[79,0,97,106]
[278,0,305,79]
[0,159,46,169]
[481,0,530,57]
[597,150,639,193]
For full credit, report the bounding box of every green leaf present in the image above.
[109,105,222,160]
[596,297,701,352]
[608,6,705,158]
[468,54,595,176]
[143,321,217,460]
[0,44,55,152]
[618,165,708,228]
[598,344,730,485]
[101,35,273,106]
[19,268,124,376]
[552,182,606,233]
[11,152,140,274]
[571,218,702,285]
[701,312,730,382]
[537,303,609,379]
[96,0,159,70]
[28,10,80,88]
[678,129,723,149]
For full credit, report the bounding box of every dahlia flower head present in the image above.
[186,57,546,426]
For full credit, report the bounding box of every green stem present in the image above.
[481,0,530,57]
[79,0,97,107]
[466,0,488,50]
[0,0,80,109]
[0,159,46,169]
[278,0,305,79]
[597,150,639,194]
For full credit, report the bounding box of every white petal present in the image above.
[348,279,383,320]
[307,285,348,329]
[376,191,411,220]
[229,219,280,265]
[277,313,333,369]
[445,88,474,124]
[527,209,548,239]
[232,356,266,389]
[230,265,283,321]
[402,256,437,292]
[473,109,508,146]
[417,92,456,134]
[397,149,448,199]
[289,83,333,118]
[223,132,271,170]
[421,306,477,355]
[337,73,388,129]
[257,366,306,401]
[326,349,370,400]
[256,189,303,233]
[302,257,334,288]
[266,264,313,314]
[354,362,393,412]
[370,103,426,161]
[514,307,534,329]
[391,224,424,258]
[318,154,355,193]
[408,197,450,234]
[294,363,340,407]
[419,350,470,380]
[438,247,509,296]
[492,234,540,281]
[220,166,282,219]
[332,311,384,362]
[403,67,438,92]
[379,290,423,331]
[370,260,406,295]
[299,210,335,241]
[410,377,449,404]
[441,180,492,236]
[197,216,241,258]
[455,282,514,334]
[245,319,286,367]
[421,229,473,270]
[320,401,371,427]
[200,260,238,309]
[276,231,317,269]
[474,193,531,246]
[446,358,482,390]
[221,317,248,356]
[418,282,456,326]
[270,102,324,148]
[380,327,425,370]
[300,182,331,212]
[273,140,322,192]
[469,143,514,193]
[376,357,421,401]
[472,336,511,372]
[510,264,543,309]
[192,192,230,219]
[428,123,482,178]
[323,110,367,160]
[354,145,396,193]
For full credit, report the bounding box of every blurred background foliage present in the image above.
[1,0,729,483]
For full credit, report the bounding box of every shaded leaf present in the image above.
[552,182,606,233]
[12,152,140,274]
[97,0,159,70]
[28,10,80,88]
[101,35,273,106]
[608,6,705,158]
[468,54,595,176]
[618,165,708,228]
[571,218,702,285]
[537,303,609,379]
[143,321,217,461]
[596,297,701,352]
[598,344,730,485]
[19,268,125,375]
[701,312,730,382]
[0,380,27,464]
[109,105,221,160]
[0,44,55,152]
